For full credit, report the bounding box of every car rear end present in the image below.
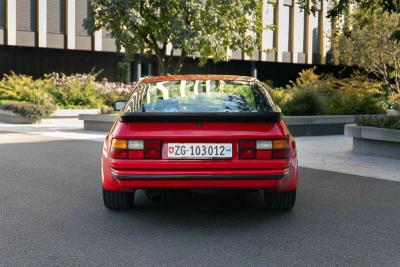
[101,76,298,211]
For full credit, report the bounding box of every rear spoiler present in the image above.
[119,112,281,123]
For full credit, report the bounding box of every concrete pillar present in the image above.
[293,3,305,63]
[276,0,283,62]
[147,63,152,76]
[94,29,102,51]
[38,0,47,47]
[261,0,275,61]
[319,0,329,64]
[289,0,295,63]
[250,61,257,78]
[132,55,142,81]
[66,0,75,49]
[6,0,16,45]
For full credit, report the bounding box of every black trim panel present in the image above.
[119,112,281,123]
[112,171,289,181]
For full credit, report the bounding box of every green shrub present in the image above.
[46,73,133,109]
[98,81,132,107]
[281,88,325,116]
[0,101,56,122]
[322,75,386,115]
[388,94,400,112]
[46,73,104,109]
[100,106,115,114]
[268,68,387,116]
[355,115,400,130]
[0,72,54,105]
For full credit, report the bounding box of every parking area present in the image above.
[1,131,400,266]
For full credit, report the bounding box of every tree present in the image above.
[297,0,400,19]
[87,0,261,75]
[338,9,400,94]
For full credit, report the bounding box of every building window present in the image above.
[16,0,37,31]
[47,0,66,34]
[0,0,5,29]
[75,0,90,36]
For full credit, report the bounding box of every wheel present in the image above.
[264,190,296,211]
[103,188,135,210]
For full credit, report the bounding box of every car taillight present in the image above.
[110,139,128,159]
[239,139,290,160]
[110,139,162,159]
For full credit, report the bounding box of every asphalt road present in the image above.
[1,133,400,266]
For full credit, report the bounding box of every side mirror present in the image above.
[114,101,126,111]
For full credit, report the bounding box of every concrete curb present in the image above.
[284,115,386,136]
[78,114,117,132]
[345,124,400,159]
[51,109,100,118]
[0,109,38,124]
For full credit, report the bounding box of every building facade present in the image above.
[0,0,333,83]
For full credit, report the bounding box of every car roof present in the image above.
[139,75,258,83]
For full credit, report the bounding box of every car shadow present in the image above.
[109,189,296,229]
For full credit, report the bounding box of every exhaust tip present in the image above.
[146,190,164,203]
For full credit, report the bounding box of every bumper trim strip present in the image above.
[112,171,289,181]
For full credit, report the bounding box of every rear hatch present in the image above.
[109,78,290,175]
[110,113,290,173]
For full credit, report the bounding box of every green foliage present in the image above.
[0,72,133,115]
[98,83,131,108]
[269,68,387,116]
[117,62,130,83]
[0,101,56,122]
[389,94,400,112]
[322,76,387,115]
[0,73,54,105]
[100,106,115,114]
[355,115,400,130]
[46,73,104,109]
[46,73,133,109]
[338,9,400,94]
[297,0,400,19]
[88,0,262,74]
[282,88,325,116]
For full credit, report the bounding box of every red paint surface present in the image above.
[101,76,298,192]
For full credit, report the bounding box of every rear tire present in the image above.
[264,190,296,211]
[103,189,135,210]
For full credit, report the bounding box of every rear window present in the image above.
[124,80,275,113]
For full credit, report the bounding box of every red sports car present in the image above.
[101,75,298,211]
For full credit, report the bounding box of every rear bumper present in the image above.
[112,171,289,181]
[103,161,297,191]
[108,171,290,189]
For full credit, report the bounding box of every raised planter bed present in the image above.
[80,113,382,136]
[284,115,361,136]
[345,124,400,159]
[79,114,117,131]
[0,109,38,124]
[51,109,100,118]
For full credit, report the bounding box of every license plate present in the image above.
[167,143,232,159]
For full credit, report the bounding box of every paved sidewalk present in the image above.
[296,135,400,182]
[1,119,399,182]
[0,118,106,141]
